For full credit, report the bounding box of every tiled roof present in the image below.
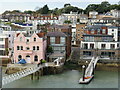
[47,31,67,37]
[49,25,71,29]
[37,32,45,37]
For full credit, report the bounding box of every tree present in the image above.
[24,10,34,14]
[64,20,72,24]
[41,5,49,14]
[47,46,53,53]
[64,3,71,7]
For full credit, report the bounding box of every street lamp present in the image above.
[85,61,88,68]
[82,65,86,81]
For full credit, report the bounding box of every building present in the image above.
[30,14,59,25]
[89,11,98,19]
[0,28,9,57]
[47,31,71,61]
[110,9,120,18]
[71,25,76,45]
[76,24,86,46]
[1,13,30,22]
[47,24,72,36]
[78,14,88,24]
[80,25,120,60]
[108,26,119,41]
[14,32,46,63]
[58,11,80,25]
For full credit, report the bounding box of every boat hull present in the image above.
[79,75,94,84]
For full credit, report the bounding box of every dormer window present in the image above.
[34,38,36,42]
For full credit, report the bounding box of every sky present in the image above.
[0,0,119,14]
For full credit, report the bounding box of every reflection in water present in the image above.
[3,70,118,88]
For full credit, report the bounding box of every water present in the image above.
[2,70,118,88]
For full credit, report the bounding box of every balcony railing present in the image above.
[80,48,117,50]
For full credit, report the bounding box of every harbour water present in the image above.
[2,69,119,88]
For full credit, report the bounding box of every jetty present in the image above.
[79,56,99,84]
[2,57,64,86]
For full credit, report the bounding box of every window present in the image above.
[91,29,94,34]
[84,43,88,49]
[97,29,101,34]
[26,39,29,42]
[0,38,3,41]
[21,46,23,50]
[17,46,19,50]
[110,44,115,49]
[90,44,94,49]
[101,44,106,49]
[37,46,39,50]
[34,55,38,61]
[26,47,30,50]
[117,44,119,48]
[61,47,65,50]
[34,38,36,42]
[60,37,65,44]
[102,29,106,34]
[50,37,55,44]
[33,46,35,50]
[18,55,22,61]
[0,45,4,48]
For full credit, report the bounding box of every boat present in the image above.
[79,75,94,84]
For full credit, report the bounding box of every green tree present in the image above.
[64,20,72,24]
[41,5,49,14]
[47,46,53,53]
[64,3,71,7]
[24,10,34,14]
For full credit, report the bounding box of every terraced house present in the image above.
[14,32,46,63]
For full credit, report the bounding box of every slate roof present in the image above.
[47,31,67,37]
[49,25,71,29]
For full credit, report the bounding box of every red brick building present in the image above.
[47,31,71,61]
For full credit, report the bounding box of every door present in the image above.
[26,55,31,63]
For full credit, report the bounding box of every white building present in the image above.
[58,11,80,25]
[108,26,118,41]
[111,9,120,18]
[0,28,9,57]
[89,11,98,19]
[71,25,76,45]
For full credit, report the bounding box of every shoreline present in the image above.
[2,62,119,75]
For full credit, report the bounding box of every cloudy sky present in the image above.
[0,0,119,14]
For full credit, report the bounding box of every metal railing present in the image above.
[2,64,45,86]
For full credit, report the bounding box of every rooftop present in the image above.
[83,34,113,37]
[47,31,67,37]
[49,24,71,29]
